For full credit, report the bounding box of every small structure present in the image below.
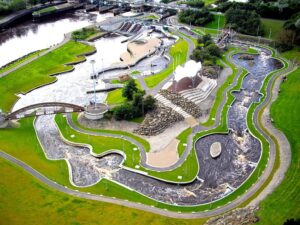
[0,112,8,128]
[210,142,222,158]
[118,74,130,82]
[84,103,109,120]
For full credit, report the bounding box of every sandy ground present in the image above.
[78,113,189,153]
[146,139,179,168]
[120,38,161,66]
[185,116,198,127]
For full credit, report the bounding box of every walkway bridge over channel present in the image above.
[99,0,198,11]
[5,102,85,120]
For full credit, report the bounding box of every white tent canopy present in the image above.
[173,60,202,82]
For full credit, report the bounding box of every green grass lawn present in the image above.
[72,27,102,41]
[72,113,149,150]
[203,14,225,30]
[106,79,141,105]
[261,18,285,40]
[0,158,206,225]
[193,27,220,37]
[256,67,300,224]
[281,47,300,64]
[203,0,217,5]
[0,41,95,112]
[176,127,192,157]
[33,6,57,15]
[144,38,188,88]
[0,49,46,74]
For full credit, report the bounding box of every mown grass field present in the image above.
[261,18,285,40]
[144,38,188,88]
[256,67,300,224]
[203,14,225,30]
[0,49,46,74]
[0,158,206,225]
[0,41,95,112]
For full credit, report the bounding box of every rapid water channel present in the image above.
[34,47,283,206]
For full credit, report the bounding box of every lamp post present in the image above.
[90,59,96,108]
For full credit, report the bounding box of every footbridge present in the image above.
[100,0,197,11]
[6,102,85,120]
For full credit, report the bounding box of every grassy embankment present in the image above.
[0,158,205,225]
[261,18,285,40]
[0,49,46,74]
[72,27,105,41]
[255,55,300,224]
[144,38,188,88]
[0,40,95,112]
[32,6,57,15]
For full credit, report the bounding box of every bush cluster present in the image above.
[111,79,156,121]
[225,7,264,36]
[191,34,222,65]
[178,8,213,26]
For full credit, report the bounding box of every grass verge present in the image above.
[255,67,300,224]
[0,157,206,225]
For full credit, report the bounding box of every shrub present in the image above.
[122,79,138,101]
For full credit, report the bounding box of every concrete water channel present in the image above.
[33,47,283,206]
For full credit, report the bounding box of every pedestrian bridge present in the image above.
[6,102,85,120]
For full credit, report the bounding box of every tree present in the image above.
[143,95,156,112]
[113,103,134,120]
[122,79,138,101]
[206,44,222,57]
[283,218,300,225]
[178,8,213,26]
[225,7,264,36]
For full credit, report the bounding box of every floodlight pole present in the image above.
[90,60,96,108]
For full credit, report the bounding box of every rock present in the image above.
[159,89,202,118]
[238,54,255,60]
[210,142,221,158]
[200,66,220,79]
[133,103,184,136]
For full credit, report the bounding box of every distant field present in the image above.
[203,14,225,29]
[261,18,285,40]
[204,0,217,5]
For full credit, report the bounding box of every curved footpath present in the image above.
[0,45,294,218]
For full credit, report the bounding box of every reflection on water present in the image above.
[0,11,112,67]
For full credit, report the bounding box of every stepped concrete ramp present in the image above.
[154,94,191,118]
